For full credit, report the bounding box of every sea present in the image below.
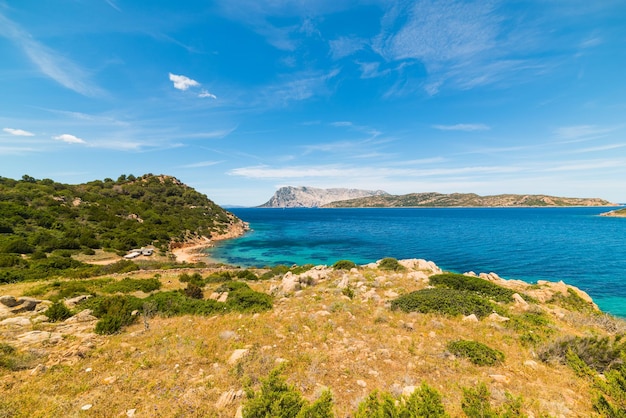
[206,207,626,317]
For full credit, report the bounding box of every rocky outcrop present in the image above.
[259,186,388,208]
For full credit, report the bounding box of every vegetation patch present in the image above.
[428,273,516,303]
[391,288,494,318]
[539,335,625,373]
[505,311,554,346]
[447,340,505,366]
[378,257,405,272]
[461,383,524,418]
[44,301,73,322]
[332,260,356,270]
[0,343,43,372]
[549,288,597,313]
[101,277,161,294]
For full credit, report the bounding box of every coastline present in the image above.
[170,220,249,263]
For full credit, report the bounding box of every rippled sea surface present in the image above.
[207,207,626,317]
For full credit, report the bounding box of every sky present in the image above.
[1,1,625,206]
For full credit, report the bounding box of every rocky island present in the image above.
[259,186,388,208]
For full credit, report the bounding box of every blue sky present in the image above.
[1,1,625,206]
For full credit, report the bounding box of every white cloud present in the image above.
[433,123,491,132]
[3,128,35,136]
[169,73,200,91]
[53,134,86,144]
[198,90,217,99]
[331,121,352,127]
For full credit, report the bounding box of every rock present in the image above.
[30,364,46,375]
[81,404,93,411]
[228,349,249,365]
[126,409,137,417]
[356,380,367,388]
[462,314,479,322]
[407,271,428,281]
[32,315,49,324]
[235,405,243,418]
[17,331,63,345]
[209,292,220,300]
[217,292,229,303]
[1,316,31,326]
[337,275,349,289]
[314,310,331,317]
[524,360,539,369]
[64,309,97,323]
[512,293,529,306]
[64,294,92,308]
[281,272,300,293]
[487,312,510,322]
[0,295,19,307]
[9,297,42,314]
[215,389,245,409]
[489,374,510,384]
[384,290,399,298]
[103,376,117,384]
[402,386,417,397]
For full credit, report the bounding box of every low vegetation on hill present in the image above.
[1,258,624,417]
[324,192,615,208]
[0,174,243,283]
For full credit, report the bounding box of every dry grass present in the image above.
[1,265,621,417]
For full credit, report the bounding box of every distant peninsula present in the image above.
[258,186,388,208]
[600,208,626,217]
[323,192,616,208]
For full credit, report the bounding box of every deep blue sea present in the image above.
[207,207,626,317]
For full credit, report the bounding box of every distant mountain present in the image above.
[323,192,617,208]
[259,186,389,208]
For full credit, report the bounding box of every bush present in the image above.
[44,301,72,322]
[462,384,524,418]
[85,295,143,335]
[0,343,40,371]
[332,260,356,270]
[539,335,625,373]
[378,257,404,271]
[404,382,449,417]
[447,340,505,366]
[236,269,259,280]
[391,288,494,318]
[594,364,626,416]
[184,282,204,299]
[428,273,516,303]
[243,367,307,418]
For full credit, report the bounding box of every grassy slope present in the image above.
[1,264,624,417]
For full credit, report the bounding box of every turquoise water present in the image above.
[207,207,626,317]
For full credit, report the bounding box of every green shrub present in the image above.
[447,340,505,366]
[341,286,355,300]
[539,335,625,373]
[179,272,204,286]
[404,382,449,417]
[549,288,597,313]
[206,271,233,283]
[332,260,356,270]
[378,257,404,271]
[243,367,307,418]
[391,288,494,318]
[222,281,273,313]
[506,311,554,346]
[236,269,259,280]
[184,282,204,299]
[461,383,498,418]
[290,264,314,275]
[44,301,72,322]
[84,295,143,335]
[297,390,334,418]
[428,273,516,303]
[594,364,626,417]
[353,391,397,418]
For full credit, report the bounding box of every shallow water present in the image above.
[207,207,626,317]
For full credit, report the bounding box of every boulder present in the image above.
[462,314,479,322]
[64,309,97,323]
[17,330,63,345]
[281,272,300,293]
[64,295,92,308]
[9,297,43,314]
[0,316,31,326]
[228,349,249,364]
[215,389,245,409]
[487,312,510,322]
[0,295,19,307]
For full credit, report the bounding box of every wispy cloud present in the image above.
[329,36,366,60]
[3,128,35,136]
[198,90,217,99]
[262,69,340,105]
[554,125,619,142]
[53,134,86,144]
[169,73,200,91]
[433,123,490,132]
[0,13,104,97]
[180,160,223,168]
[104,0,121,12]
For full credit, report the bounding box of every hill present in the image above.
[0,258,624,416]
[323,192,616,208]
[0,174,246,283]
[600,207,626,217]
[259,186,388,208]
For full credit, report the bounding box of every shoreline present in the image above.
[171,220,250,264]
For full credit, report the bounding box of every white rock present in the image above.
[487,312,510,322]
[228,349,249,365]
[356,380,367,388]
[81,404,93,411]
[462,314,479,322]
[1,316,31,326]
[126,409,136,417]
